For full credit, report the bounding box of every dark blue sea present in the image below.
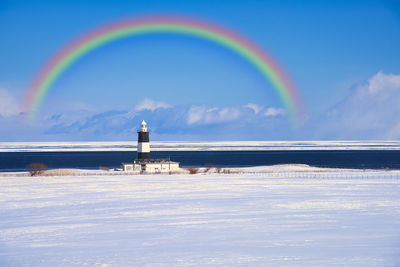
[1,150,400,172]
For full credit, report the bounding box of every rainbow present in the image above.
[23,16,303,122]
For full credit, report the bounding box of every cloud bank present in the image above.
[37,99,289,141]
[1,71,399,141]
[318,71,400,139]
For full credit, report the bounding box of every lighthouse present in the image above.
[137,120,150,160]
[121,120,180,172]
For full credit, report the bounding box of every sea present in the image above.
[1,150,400,172]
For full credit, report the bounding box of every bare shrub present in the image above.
[216,167,222,173]
[204,163,213,173]
[99,166,110,171]
[186,167,199,174]
[222,169,231,174]
[42,168,76,176]
[27,163,48,176]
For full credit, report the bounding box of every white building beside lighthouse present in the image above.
[121,120,180,173]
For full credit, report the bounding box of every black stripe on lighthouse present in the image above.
[138,132,149,142]
[137,152,150,160]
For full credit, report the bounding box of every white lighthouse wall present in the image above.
[137,142,150,153]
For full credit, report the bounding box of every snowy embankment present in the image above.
[3,164,400,179]
[1,170,400,266]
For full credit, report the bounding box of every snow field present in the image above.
[1,172,400,266]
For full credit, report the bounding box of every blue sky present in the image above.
[0,0,400,141]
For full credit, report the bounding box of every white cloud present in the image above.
[264,107,286,117]
[187,103,288,125]
[244,103,263,114]
[244,103,286,117]
[187,105,242,125]
[186,105,205,124]
[135,98,171,112]
[0,88,20,117]
[368,71,400,95]
[320,71,400,139]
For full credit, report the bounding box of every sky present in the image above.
[0,0,400,141]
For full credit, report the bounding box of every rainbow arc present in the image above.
[23,16,303,123]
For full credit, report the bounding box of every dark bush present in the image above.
[27,163,48,176]
[187,167,199,174]
[204,163,213,173]
[99,166,110,171]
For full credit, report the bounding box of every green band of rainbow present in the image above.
[24,16,303,122]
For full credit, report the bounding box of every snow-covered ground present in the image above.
[1,170,400,266]
[1,140,400,152]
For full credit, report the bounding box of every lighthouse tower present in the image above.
[121,120,180,172]
[137,120,150,160]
